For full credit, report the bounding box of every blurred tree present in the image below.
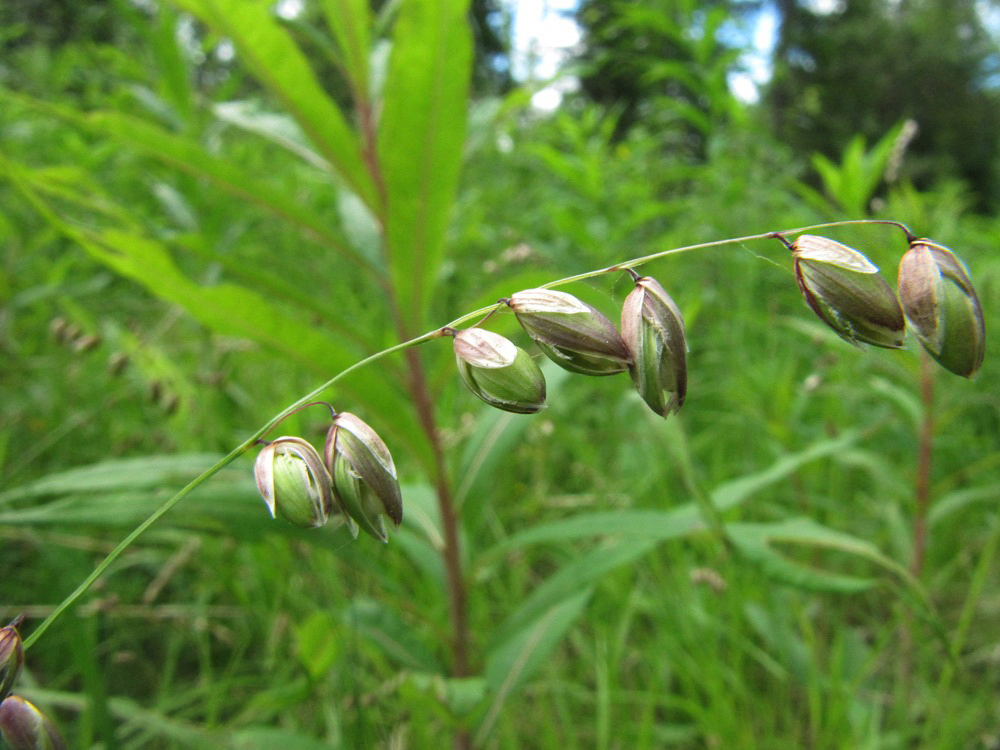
[287,0,512,99]
[573,0,760,156]
[766,0,1000,210]
[0,0,119,47]
[470,0,514,94]
[1,0,512,96]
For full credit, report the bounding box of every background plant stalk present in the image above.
[913,349,935,578]
[402,345,470,681]
[900,349,936,706]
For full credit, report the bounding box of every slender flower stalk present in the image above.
[22,332,442,650]
[20,218,931,653]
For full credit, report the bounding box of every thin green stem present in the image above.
[552,218,913,285]
[22,217,905,649]
[22,332,442,651]
[663,417,729,554]
[444,218,914,329]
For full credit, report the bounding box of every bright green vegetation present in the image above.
[1,1,999,748]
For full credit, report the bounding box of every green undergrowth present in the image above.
[2,2,999,747]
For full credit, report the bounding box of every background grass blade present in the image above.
[727,519,881,593]
[478,588,593,744]
[169,0,378,211]
[320,0,372,108]
[487,541,656,650]
[481,430,862,558]
[1,160,431,468]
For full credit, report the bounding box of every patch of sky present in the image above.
[719,5,779,103]
[508,0,780,107]
[509,0,582,111]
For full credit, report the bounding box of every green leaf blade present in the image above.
[378,0,473,329]
[478,588,593,744]
[171,0,379,210]
[321,0,373,105]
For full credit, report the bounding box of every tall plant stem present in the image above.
[401,347,470,680]
[389,335,470,750]
[401,354,473,750]
[912,349,935,578]
[899,349,936,708]
[388,330,469,749]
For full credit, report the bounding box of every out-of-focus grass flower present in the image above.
[0,619,23,702]
[0,696,66,750]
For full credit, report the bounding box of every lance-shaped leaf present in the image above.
[320,0,372,107]
[170,0,378,211]
[378,0,473,330]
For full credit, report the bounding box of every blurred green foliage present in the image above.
[1,0,999,748]
[769,0,1000,210]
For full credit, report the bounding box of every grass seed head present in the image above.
[621,276,687,417]
[507,289,631,376]
[324,413,403,543]
[454,328,547,414]
[0,695,66,750]
[792,235,905,349]
[0,622,23,703]
[254,437,334,528]
[899,240,985,377]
